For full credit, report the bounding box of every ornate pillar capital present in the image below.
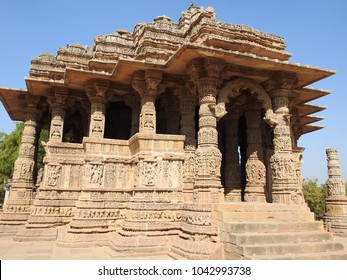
[132,70,163,134]
[85,80,109,139]
[85,79,109,101]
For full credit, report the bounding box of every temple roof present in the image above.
[0,5,335,135]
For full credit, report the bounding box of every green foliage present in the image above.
[302,178,328,219]
[0,123,24,203]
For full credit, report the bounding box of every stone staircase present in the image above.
[215,203,347,260]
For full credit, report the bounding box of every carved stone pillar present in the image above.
[324,148,347,235]
[270,91,303,204]
[133,70,162,134]
[131,102,140,136]
[224,105,242,201]
[187,58,224,203]
[179,94,196,151]
[124,93,140,136]
[87,81,109,138]
[244,103,267,202]
[0,95,40,230]
[178,87,197,201]
[48,88,68,142]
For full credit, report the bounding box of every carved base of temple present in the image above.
[0,196,34,232]
[193,186,224,203]
[108,232,171,257]
[324,197,347,236]
[272,187,304,204]
[169,236,224,260]
[14,227,58,241]
[57,227,110,248]
[224,188,242,202]
[0,224,25,236]
[244,185,266,202]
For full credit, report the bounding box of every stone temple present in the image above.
[0,6,346,259]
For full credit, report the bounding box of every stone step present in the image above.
[220,221,324,233]
[215,203,311,213]
[221,231,333,245]
[234,241,344,256]
[217,211,314,222]
[250,251,347,260]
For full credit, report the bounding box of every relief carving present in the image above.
[141,161,157,186]
[47,165,62,187]
[85,163,104,186]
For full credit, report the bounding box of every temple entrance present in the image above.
[217,95,274,202]
[218,109,248,201]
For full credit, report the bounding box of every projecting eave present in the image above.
[291,87,331,105]
[166,43,335,88]
[25,77,65,96]
[296,115,324,126]
[0,87,27,121]
[301,125,324,135]
[296,104,327,117]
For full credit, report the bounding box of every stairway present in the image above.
[215,203,347,260]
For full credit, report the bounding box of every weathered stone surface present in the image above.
[324,148,347,236]
[0,5,343,260]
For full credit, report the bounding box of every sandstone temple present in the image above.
[1,6,346,259]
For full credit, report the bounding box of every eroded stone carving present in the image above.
[324,148,347,236]
[0,5,337,259]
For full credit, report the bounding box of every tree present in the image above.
[302,178,328,219]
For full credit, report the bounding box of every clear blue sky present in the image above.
[0,0,346,184]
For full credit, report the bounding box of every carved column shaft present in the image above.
[49,88,68,142]
[324,148,347,236]
[131,102,140,136]
[0,96,41,227]
[180,96,196,150]
[270,92,303,204]
[139,94,156,134]
[49,104,66,142]
[179,95,196,201]
[87,81,109,139]
[12,111,39,184]
[244,104,267,202]
[224,107,242,201]
[193,77,223,203]
[133,71,162,135]
[326,149,347,198]
[89,97,107,138]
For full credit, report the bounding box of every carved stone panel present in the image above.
[46,164,62,187]
[140,161,157,187]
[85,163,104,188]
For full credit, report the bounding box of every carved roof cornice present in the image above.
[0,5,335,136]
